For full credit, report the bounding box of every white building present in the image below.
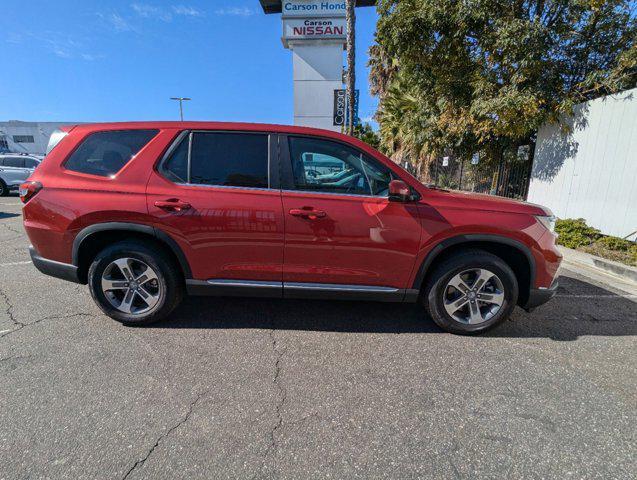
[527,88,637,240]
[0,121,76,155]
[259,0,374,131]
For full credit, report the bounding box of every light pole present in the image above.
[170,97,191,121]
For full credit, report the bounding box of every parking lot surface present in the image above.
[1,195,635,479]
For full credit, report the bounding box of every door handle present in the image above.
[154,199,191,212]
[289,208,326,219]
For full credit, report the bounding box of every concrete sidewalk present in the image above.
[558,246,637,298]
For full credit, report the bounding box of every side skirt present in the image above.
[186,279,420,303]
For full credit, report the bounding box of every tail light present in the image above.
[19,181,42,204]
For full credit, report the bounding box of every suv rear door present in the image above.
[146,130,284,292]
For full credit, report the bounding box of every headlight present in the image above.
[535,215,556,233]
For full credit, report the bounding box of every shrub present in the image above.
[582,242,637,267]
[594,235,634,252]
[555,218,600,249]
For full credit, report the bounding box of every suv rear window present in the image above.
[64,130,158,177]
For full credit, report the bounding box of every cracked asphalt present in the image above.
[1,195,636,479]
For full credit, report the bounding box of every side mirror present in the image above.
[389,179,411,202]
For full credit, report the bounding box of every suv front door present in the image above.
[279,135,422,298]
[0,156,30,188]
[147,131,284,294]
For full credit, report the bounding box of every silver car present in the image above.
[0,154,41,196]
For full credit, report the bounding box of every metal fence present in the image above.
[427,149,532,200]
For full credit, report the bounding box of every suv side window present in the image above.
[190,132,269,188]
[64,130,158,177]
[24,158,39,169]
[162,132,269,188]
[161,135,189,184]
[288,136,393,196]
[3,157,25,168]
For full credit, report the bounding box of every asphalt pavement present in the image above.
[1,195,635,479]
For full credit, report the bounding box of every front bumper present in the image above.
[522,279,559,311]
[29,246,82,284]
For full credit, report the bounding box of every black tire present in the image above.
[88,240,184,326]
[0,179,8,197]
[423,249,518,335]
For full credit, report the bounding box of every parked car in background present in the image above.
[21,122,562,334]
[0,153,41,196]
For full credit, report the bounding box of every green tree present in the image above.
[353,122,382,149]
[370,0,637,175]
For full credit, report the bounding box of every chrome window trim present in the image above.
[167,183,273,193]
[187,131,193,183]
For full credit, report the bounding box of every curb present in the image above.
[558,246,637,285]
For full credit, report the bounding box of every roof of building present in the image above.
[259,0,376,14]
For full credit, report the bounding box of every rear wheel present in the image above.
[0,179,8,197]
[423,250,518,335]
[88,241,184,326]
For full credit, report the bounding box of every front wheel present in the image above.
[0,180,8,197]
[423,250,518,335]
[88,241,184,326]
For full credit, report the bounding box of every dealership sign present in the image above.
[283,17,346,41]
[333,90,346,126]
[333,89,359,127]
[282,1,347,17]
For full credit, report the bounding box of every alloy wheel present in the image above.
[101,257,161,315]
[443,268,505,324]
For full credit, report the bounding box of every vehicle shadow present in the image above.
[156,274,637,340]
[0,212,20,220]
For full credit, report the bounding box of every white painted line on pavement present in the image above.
[0,329,12,334]
[556,294,637,299]
[0,261,32,267]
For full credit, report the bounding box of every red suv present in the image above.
[21,122,561,334]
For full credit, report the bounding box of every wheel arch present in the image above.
[72,222,192,284]
[413,234,535,307]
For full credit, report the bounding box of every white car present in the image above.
[0,154,41,196]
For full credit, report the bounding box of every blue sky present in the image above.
[0,1,379,125]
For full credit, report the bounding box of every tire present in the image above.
[88,240,184,326]
[423,249,518,335]
[0,179,8,197]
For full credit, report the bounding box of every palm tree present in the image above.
[345,0,356,135]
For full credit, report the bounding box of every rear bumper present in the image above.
[29,246,82,284]
[522,279,559,311]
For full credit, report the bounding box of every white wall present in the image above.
[290,40,343,131]
[527,88,637,240]
[0,121,75,155]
